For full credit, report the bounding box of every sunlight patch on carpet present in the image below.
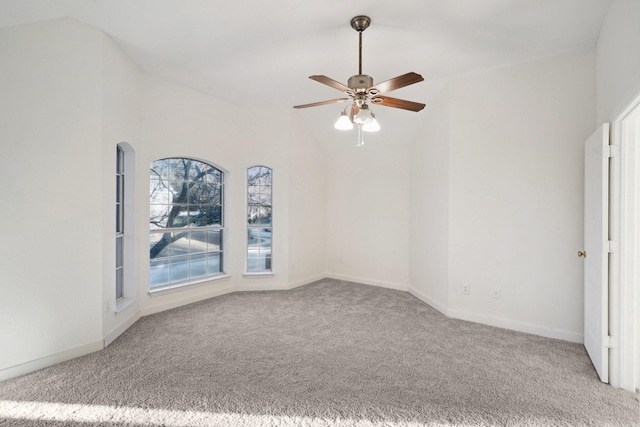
[0,400,448,427]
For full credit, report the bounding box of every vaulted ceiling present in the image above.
[0,0,611,149]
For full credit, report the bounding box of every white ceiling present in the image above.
[0,0,611,149]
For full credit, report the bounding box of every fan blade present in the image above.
[293,98,350,109]
[309,75,351,93]
[368,72,424,94]
[371,96,425,112]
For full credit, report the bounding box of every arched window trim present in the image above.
[245,165,273,275]
[149,157,228,292]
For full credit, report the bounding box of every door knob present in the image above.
[578,251,586,258]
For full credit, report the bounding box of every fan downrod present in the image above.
[351,16,371,75]
[350,15,371,33]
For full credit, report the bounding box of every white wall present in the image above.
[325,145,411,290]
[409,50,595,342]
[0,19,104,375]
[409,86,451,313]
[447,50,595,342]
[100,32,142,343]
[288,111,327,286]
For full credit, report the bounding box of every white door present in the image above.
[583,124,610,383]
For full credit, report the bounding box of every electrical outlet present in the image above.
[492,289,501,299]
[463,285,470,295]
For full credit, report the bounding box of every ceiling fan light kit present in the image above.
[294,15,425,146]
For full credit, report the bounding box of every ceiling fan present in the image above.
[293,15,425,146]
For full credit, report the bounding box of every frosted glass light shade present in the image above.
[353,108,373,124]
[334,112,354,130]
[362,118,380,132]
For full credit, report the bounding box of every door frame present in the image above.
[609,92,640,392]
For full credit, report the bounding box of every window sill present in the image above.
[243,271,274,278]
[148,274,231,296]
[115,297,135,314]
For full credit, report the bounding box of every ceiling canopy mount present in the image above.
[350,15,371,33]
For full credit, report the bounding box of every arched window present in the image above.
[149,158,224,289]
[247,165,272,272]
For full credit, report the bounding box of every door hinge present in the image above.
[608,145,620,157]
[605,336,617,349]
[607,240,617,253]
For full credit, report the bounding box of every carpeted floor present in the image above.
[0,279,638,426]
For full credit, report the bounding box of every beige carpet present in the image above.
[0,279,638,426]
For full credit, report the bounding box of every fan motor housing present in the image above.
[348,74,373,92]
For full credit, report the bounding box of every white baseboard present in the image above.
[407,286,582,343]
[447,308,584,344]
[287,274,325,290]
[140,284,235,318]
[234,283,290,292]
[235,274,326,292]
[104,312,141,347]
[325,272,408,292]
[407,286,448,316]
[0,340,104,383]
